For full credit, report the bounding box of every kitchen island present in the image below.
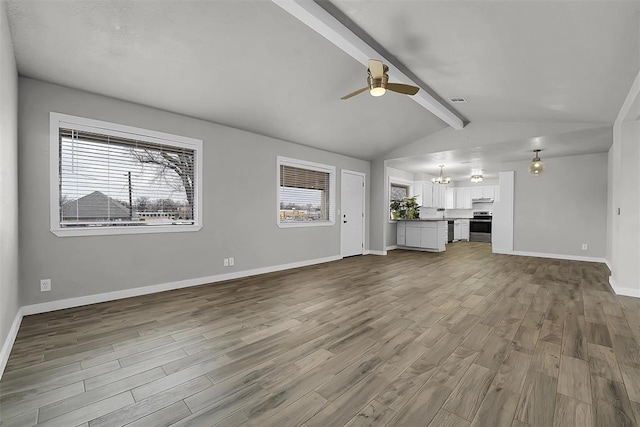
[396,219,448,252]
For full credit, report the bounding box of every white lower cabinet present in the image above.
[396,220,446,252]
[454,219,470,241]
[461,220,470,240]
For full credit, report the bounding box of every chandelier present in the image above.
[432,165,451,185]
[470,174,483,183]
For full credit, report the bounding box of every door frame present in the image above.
[341,169,366,258]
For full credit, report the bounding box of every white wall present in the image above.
[608,67,640,296]
[18,78,370,306]
[0,3,20,374]
[500,152,608,258]
[385,166,415,248]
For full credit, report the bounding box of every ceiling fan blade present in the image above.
[368,59,384,79]
[340,87,368,100]
[386,83,420,96]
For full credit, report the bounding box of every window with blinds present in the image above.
[50,113,202,236]
[277,156,335,227]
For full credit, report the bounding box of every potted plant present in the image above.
[390,199,402,219]
[403,196,420,219]
[390,197,420,219]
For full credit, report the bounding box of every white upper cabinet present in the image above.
[412,182,500,209]
[482,186,496,199]
[444,186,455,209]
[412,181,423,205]
[454,187,472,209]
[471,187,483,199]
[413,181,435,207]
[468,185,498,201]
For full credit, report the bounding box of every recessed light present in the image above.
[449,97,467,104]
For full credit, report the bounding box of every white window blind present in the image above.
[277,157,335,226]
[57,125,198,231]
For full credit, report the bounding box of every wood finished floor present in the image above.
[2,242,640,426]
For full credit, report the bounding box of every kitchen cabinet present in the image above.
[397,220,406,246]
[453,220,461,240]
[432,184,446,209]
[482,186,496,199]
[396,220,446,252]
[471,187,483,200]
[455,187,472,209]
[461,220,470,240]
[445,187,455,209]
[413,181,435,208]
[469,185,498,201]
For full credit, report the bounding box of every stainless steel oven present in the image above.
[470,211,492,243]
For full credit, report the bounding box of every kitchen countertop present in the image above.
[397,218,473,221]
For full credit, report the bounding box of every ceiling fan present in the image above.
[341,59,420,100]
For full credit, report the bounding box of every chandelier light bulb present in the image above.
[529,150,545,176]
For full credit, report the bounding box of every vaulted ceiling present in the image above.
[6,0,640,170]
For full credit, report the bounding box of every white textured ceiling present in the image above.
[387,125,613,181]
[5,0,640,164]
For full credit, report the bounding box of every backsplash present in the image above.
[472,202,494,211]
[419,203,494,219]
[444,209,474,218]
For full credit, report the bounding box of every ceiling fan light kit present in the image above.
[433,165,451,185]
[529,149,545,177]
[342,59,419,100]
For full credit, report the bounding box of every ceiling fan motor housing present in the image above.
[368,73,388,91]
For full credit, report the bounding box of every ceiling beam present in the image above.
[271,0,465,130]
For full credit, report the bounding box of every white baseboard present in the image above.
[21,255,341,316]
[492,250,606,264]
[367,250,387,256]
[1,308,23,380]
[604,259,612,272]
[609,276,640,298]
[385,245,398,251]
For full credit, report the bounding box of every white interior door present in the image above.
[341,170,365,257]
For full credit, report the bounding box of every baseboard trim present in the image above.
[385,245,397,251]
[609,276,640,298]
[21,255,342,316]
[1,308,23,380]
[367,250,387,256]
[604,259,612,272]
[492,250,606,264]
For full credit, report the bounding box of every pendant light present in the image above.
[432,165,451,185]
[528,149,545,177]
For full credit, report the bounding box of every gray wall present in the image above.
[608,68,640,294]
[19,78,370,305]
[0,4,20,363]
[501,152,608,258]
[369,158,385,252]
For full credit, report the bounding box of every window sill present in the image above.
[278,221,335,228]
[51,224,202,237]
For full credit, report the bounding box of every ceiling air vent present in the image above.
[449,97,468,104]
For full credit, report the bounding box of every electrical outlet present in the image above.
[229,257,235,266]
[40,279,51,292]
[581,244,588,251]
[223,258,229,267]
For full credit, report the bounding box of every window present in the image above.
[50,113,203,236]
[277,156,335,227]
[390,183,409,203]
[388,177,413,221]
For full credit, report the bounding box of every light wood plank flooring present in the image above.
[2,242,640,426]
